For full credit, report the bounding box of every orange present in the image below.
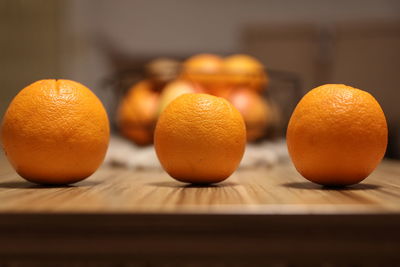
[227,88,270,141]
[181,54,224,92]
[223,54,268,91]
[287,84,387,186]
[117,80,160,146]
[1,79,110,184]
[154,93,246,184]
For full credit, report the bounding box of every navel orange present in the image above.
[287,84,387,186]
[1,79,110,184]
[154,93,246,184]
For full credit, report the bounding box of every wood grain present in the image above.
[0,154,400,214]
[1,155,400,265]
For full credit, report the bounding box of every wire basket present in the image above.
[100,57,303,142]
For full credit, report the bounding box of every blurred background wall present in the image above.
[1,0,400,155]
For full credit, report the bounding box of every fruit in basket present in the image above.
[1,79,110,184]
[227,88,270,141]
[181,54,224,92]
[223,54,268,91]
[287,84,387,186]
[117,80,160,146]
[154,93,246,184]
[145,58,181,90]
[158,80,203,113]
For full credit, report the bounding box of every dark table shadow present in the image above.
[149,181,238,189]
[282,181,380,191]
[0,180,100,189]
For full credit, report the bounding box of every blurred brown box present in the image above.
[242,20,400,157]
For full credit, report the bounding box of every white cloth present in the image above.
[104,135,289,170]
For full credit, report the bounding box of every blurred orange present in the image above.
[227,88,270,141]
[223,54,268,91]
[117,80,160,146]
[180,54,224,93]
[158,80,204,114]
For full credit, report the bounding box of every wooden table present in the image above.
[1,155,400,266]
